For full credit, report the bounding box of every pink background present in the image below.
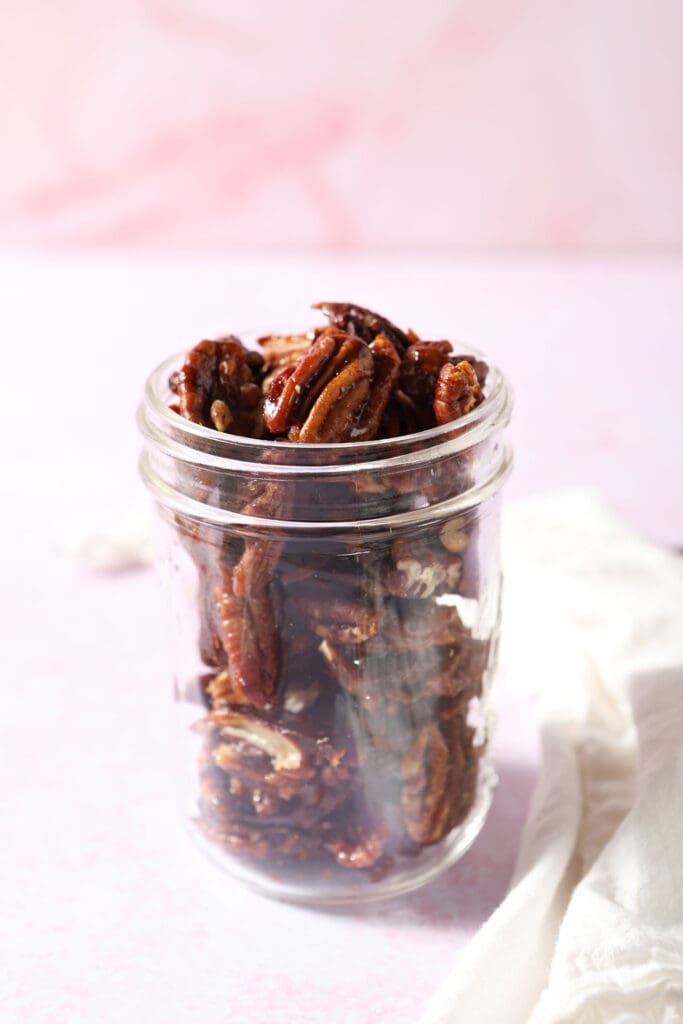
[2,4,683,1021]
[2,0,682,252]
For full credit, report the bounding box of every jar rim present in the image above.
[139,333,513,478]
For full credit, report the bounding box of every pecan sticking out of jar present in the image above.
[313,301,412,354]
[450,353,489,389]
[296,340,374,443]
[263,330,369,436]
[433,360,483,424]
[258,332,317,391]
[351,334,401,442]
[399,341,452,406]
[174,336,264,436]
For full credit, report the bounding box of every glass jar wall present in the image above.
[139,337,512,903]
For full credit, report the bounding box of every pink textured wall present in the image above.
[1,0,682,252]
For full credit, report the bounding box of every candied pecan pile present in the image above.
[169,301,485,442]
[170,303,491,881]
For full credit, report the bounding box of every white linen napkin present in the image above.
[420,491,683,1024]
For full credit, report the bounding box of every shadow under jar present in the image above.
[138,334,513,904]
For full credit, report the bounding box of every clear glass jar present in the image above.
[138,334,513,904]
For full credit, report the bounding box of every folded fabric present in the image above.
[420,491,683,1024]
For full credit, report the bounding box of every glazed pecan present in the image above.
[257,332,317,390]
[263,330,367,435]
[232,541,282,598]
[383,536,463,599]
[215,570,279,708]
[313,301,412,354]
[211,712,313,776]
[258,332,314,370]
[451,353,489,389]
[352,334,401,442]
[399,341,452,407]
[433,360,483,425]
[379,388,424,438]
[291,589,382,644]
[401,723,451,845]
[231,480,293,599]
[174,337,264,436]
[297,342,373,443]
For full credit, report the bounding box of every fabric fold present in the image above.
[420,492,683,1024]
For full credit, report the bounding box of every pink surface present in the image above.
[2,255,682,1022]
[1,2,682,251]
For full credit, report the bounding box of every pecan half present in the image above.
[262,329,368,435]
[450,353,489,389]
[263,333,340,433]
[212,713,308,774]
[352,334,401,442]
[231,480,293,597]
[438,712,480,827]
[174,337,264,436]
[433,360,483,424]
[258,332,320,391]
[313,301,412,354]
[401,723,451,845]
[297,343,373,443]
[215,569,279,708]
[232,541,282,598]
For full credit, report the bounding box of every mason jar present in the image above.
[138,334,513,904]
